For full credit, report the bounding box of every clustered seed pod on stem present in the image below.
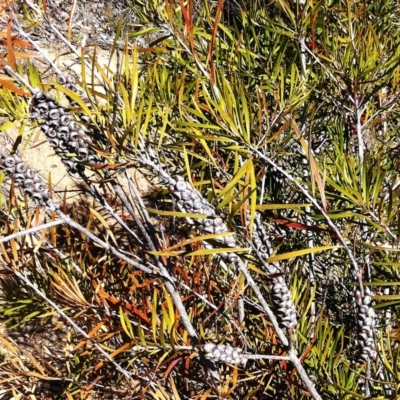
[56,74,91,123]
[248,211,297,330]
[0,150,53,206]
[168,175,238,262]
[29,91,100,173]
[202,343,248,366]
[354,287,377,362]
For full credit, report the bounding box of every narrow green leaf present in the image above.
[267,246,339,263]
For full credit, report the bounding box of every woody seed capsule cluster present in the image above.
[168,175,238,262]
[354,287,377,362]
[249,212,297,329]
[0,150,52,206]
[56,74,91,123]
[203,343,248,366]
[30,91,100,173]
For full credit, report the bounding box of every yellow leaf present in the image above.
[119,306,134,339]
[53,82,96,124]
[138,320,147,346]
[267,245,339,263]
[187,247,249,256]
[90,207,118,245]
[217,157,253,200]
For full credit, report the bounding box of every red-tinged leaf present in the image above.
[101,162,130,170]
[207,0,224,84]
[267,217,327,233]
[0,79,30,96]
[6,18,16,69]
[164,357,182,378]
[177,0,191,32]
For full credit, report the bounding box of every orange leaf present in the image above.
[6,18,16,69]
[0,79,31,96]
[109,340,135,358]
[10,39,33,48]
[130,306,151,324]
[13,51,37,58]
[0,1,15,13]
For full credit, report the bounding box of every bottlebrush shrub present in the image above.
[0,0,399,398]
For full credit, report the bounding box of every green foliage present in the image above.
[1,0,400,398]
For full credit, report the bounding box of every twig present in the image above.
[4,66,36,93]
[45,206,160,276]
[12,15,64,76]
[0,219,63,244]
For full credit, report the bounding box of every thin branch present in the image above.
[0,219,63,244]
[51,207,159,276]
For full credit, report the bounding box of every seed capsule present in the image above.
[69,131,79,141]
[77,147,89,159]
[181,191,192,201]
[363,296,372,305]
[175,181,187,191]
[23,179,34,189]
[58,141,68,150]
[203,344,216,353]
[193,200,203,210]
[4,157,15,169]
[47,100,59,109]
[14,173,25,184]
[214,217,223,226]
[48,109,61,120]
[68,120,77,131]
[87,155,98,163]
[63,160,78,172]
[15,162,27,173]
[212,350,222,359]
[41,189,50,200]
[60,115,72,126]
[57,75,66,85]
[37,102,49,114]
[34,92,47,102]
[34,182,46,192]
[66,75,76,84]
[49,138,59,148]
[78,138,88,148]
[31,192,43,204]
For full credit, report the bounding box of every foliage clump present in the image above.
[0,0,400,399]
